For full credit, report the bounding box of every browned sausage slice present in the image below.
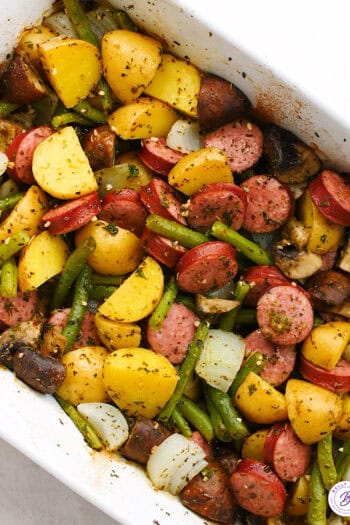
[245,329,296,386]
[241,175,294,233]
[198,74,251,130]
[181,460,236,524]
[257,284,314,345]
[299,355,350,393]
[186,182,247,232]
[121,416,170,464]
[242,265,289,307]
[229,459,287,518]
[47,309,100,349]
[263,423,312,482]
[99,189,148,236]
[147,302,199,364]
[0,291,37,326]
[141,228,186,268]
[140,177,186,225]
[139,137,184,175]
[203,120,263,173]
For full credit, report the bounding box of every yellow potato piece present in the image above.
[39,36,101,108]
[94,312,141,351]
[16,25,57,72]
[99,256,164,323]
[103,347,178,418]
[241,428,270,462]
[102,30,162,103]
[18,231,69,292]
[285,475,310,516]
[234,371,287,424]
[108,96,178,140]
[285,379,342,444]
[168,147,233,196]
[298,190,344,254]
[0,186,48,242]
[144,53,201,117]
[301,321,350,370]
[334,394,350,440]
[57,346,109,405]
[33,126,97,199]
[76,220,143,276]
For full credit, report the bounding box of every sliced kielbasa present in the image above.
[99,189,148,236]
[186,182,247,232]
[121,416,170,464]
[82,124,116,170]
[198,73,251,130]
[245,329,296,386]
[257,284,314,345]
[139,137,184,175]
[229,459,287,518]
[42,192,102,235]
[203,120,263,173]
[263,423,312,482]
[304,269,350,310]
[176,241,238,294]
[242,265,289,307]
[141,228,186,268]
[241,175,294,233]
[181,460,236,524]
[147,302,199,364]
[12,345,66,394]
[47,309,100,349]
[299,355,350,393]
[308,170,350,226]
[190,431,213,459]
[0,291,37,326]
[140,177,186,225]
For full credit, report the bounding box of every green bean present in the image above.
[235,308,257,325]
[146,214,209,248]
[229,351,266,398]
[307,460,327,525]
[91,273,124,286]
[0,257,17,298]
[178,396,214,442]
[203,384,232,442]
[336,437,350,481]
[51,237,96,311]
[313,315,324,327]
[52,112,94,129]
[63,0,113,111]
[158,321,209,422]
[113,10,138,31]
[0,231,30,266]
[54,394,103,450]
[317,432,337,490]
[205,385,249,440]
[0,100,19,117]
[172,407,192,438]
[211,221,273,265]
[219,280,250,331]
[149,276,178,329]
[62,265,91,353]
[0,193,24,212]
[73,101,107,124]
[88,285,116,301]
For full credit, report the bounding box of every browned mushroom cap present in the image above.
[304,269,350,310]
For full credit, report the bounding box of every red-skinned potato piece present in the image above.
[1,54,47,104]
[140,177,186,225]
[141,228,186,268]
[139,137,185,176]
[263,422,312,482]
[299,355,350,393]
[0,291,37,326]
[6,126,53,184]
[198,73,251,130]
[99,189,148,236]
[82,125,116,171]
[203,119,263,173]
[241,175,295,233]
[229,459,287,518]
[42,192,101,235]
[309,170,350,226]
[242,265,290,307]
[186,182,247,232]
[176,241,238,294]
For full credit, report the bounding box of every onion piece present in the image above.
[196,295,240,314]
[86,9,119,40]
[44,12,77,37]
[166,119,201,154]
[77,402,129,451]
[195,329,245,392]
[147,433,207,495]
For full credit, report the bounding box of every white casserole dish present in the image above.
[0,1,349,524]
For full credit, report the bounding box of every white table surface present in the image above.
[0,438,118,525]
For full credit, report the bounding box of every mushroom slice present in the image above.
[273,242,322,280]
[196,295,240,314]
[282,217,309,251]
